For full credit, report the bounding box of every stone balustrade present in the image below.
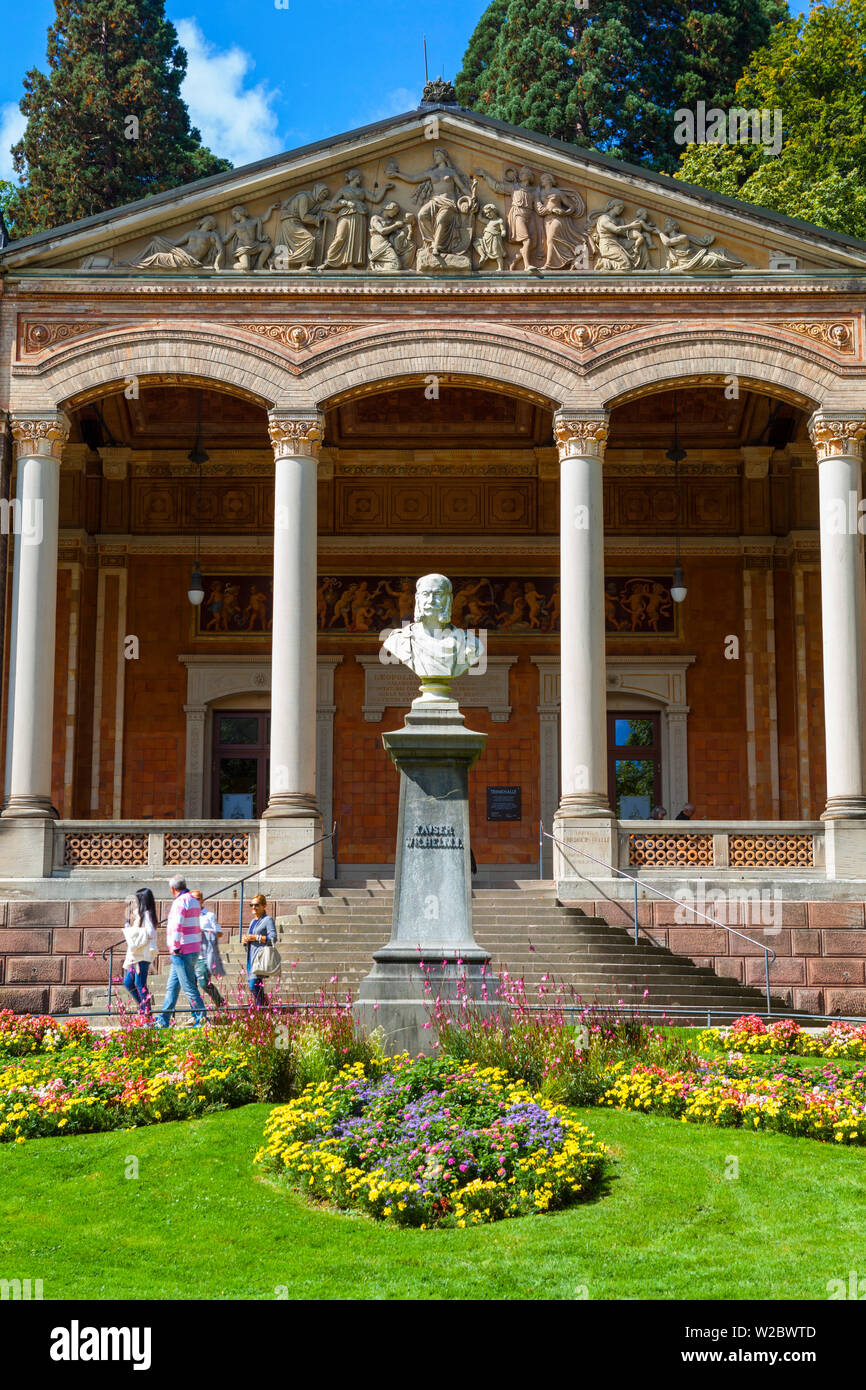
[620,820,824,872]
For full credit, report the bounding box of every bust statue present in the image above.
[383,573,484,684]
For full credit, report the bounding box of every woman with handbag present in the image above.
[122,887,158,1015]
[242,894,279,1007]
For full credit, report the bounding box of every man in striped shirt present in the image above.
[154,875,208,1027]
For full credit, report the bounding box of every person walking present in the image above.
[122,887,158,1016]
[191,890,226,1008]
[242,894,277,1007]
[154,875,208,1028]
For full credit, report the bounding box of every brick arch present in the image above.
[19,326,301,412]
[297,324,587,410]
[585,329,848,412]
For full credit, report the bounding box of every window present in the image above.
[211,711,270,819]
[606,712,662,819]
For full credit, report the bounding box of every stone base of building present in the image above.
[552,809,618,897]
[258,812,324,896]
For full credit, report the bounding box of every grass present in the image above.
[2,1101,864,1300]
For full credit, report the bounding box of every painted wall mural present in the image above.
[194,574,678,637]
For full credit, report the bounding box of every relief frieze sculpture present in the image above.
[192,573,678,637]
[94,136,752,277]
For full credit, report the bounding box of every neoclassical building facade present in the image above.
[2,94,866,1012]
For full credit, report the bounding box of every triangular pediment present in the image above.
[4,106,866,276]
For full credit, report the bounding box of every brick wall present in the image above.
[3,895,866,1017]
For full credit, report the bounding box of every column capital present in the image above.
[807,409,866,463]
[553,409,610,462]
[10,410,71,462]
[267,409,324,460]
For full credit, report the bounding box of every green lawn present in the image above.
[2,1102,864,1300]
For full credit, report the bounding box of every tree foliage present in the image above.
[5,0,231,237]
[676,0,866,239]
[455,0,787,172]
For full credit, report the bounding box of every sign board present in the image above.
[487,785,521,821]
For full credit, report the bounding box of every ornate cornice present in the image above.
[807,410,866,462]
[553,410,610,461]
[19,318,101,354]
[522,322,643,349]
[10,411,71,461]
[238,322,359,350]
[778,320,855,353]
[267,411,324,459]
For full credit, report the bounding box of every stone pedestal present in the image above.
[258,812,323,897]
[823,818,866,880]
[0,818,56,879]
[354,685,490,1054]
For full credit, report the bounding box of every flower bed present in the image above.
[0,1010,95,1058]
[700,1016,866,1060]
[256,1056,608,1227]
[0,1009,375,1143]
[602,1055,866,1144]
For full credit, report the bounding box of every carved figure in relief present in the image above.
[368,202,417,271]
[134,216,226,270]
[656,217,746,274]
[535,173,587,270]
[228,205,279,271]
[321,170,394,269]
[627,208,659,270]
[386,148,476,268]
[382,574,484,681]
[269,184,330,269]
[587,200,650,272]
[474,165,541,270]
[472,205,508,270]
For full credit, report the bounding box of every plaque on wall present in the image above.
[487,785,522,821]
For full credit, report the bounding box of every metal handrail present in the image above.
[541,824,777,1011]
[102,828,336,1011]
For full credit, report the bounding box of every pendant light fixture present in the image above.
[187,389,209,606]
[666,391,688,604]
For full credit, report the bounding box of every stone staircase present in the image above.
[76,883,788,1018]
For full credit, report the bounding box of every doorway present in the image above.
[607,711,662,819]
[211,710,270,819]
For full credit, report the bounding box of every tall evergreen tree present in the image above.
[455,0,787,173]
[6,0,232,237]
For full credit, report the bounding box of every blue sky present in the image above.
[0,0,814,181]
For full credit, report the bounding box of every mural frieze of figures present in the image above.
[194,574,678,637]
[101,143,749,277]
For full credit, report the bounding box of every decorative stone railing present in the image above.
[56,821,258,872]
[620,821,824,871]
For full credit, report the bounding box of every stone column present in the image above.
[0,412,69,877]
[551,410,616,890]
[809,411,866,876]
[260,410,324,893]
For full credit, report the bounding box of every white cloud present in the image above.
[0,102,26,183]
[176,18,282,168]
[368,87,419,123]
